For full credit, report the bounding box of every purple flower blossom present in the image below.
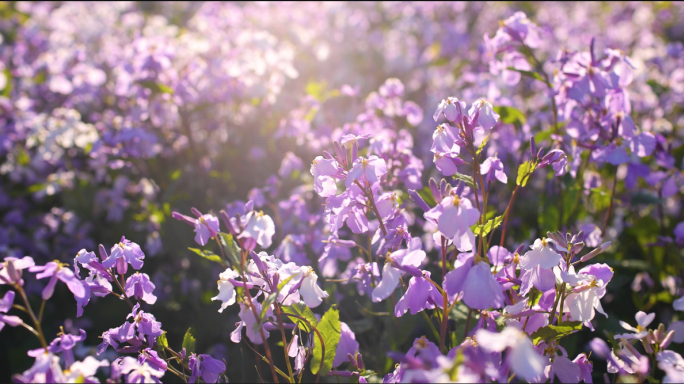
[193,214,220,247]
[124,272,157,305]
[480,156,507,184]
[101,236,146,273]
[0,291,23,332]
[345,156,387,188]
[189,353,226,383]
[28,261,86,301]
[0,256,35,286]
[238,210,276,249]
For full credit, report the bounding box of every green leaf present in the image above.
[188,248,224,265]
[170,169,182,180]
[2,69,12,97]
[138,80,174,94]
[157,331,168,350]
[516,160,534,187]
[452,172,477,190]
[254,293,278,331]
[282,302,318,333]
[493,106,527,126]
[505,67,547,83]
[531,321,582,345]
[476,134,490,156]
[471,215,504,237]
[16,148,30,166]
[218,232,242,273]
[310,305,341,376]
[182,328,196,354]
[417,186,437,208]
[277,273,297,292]
[27,183,46,193]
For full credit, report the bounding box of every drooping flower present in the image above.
[211,268,240,313]
[189,353,226,383]
[124,272,157,305]
[332,322,360,368]
[394,271,443,317]
[432,195,479,252]
[0,291,22,333]
[28,261,87,301]
[480,155,507,184]
[193,214,220,246]
[0,256,35,286]
[468,99,500,130]
[372,238,426,302]
[297,266,329,308]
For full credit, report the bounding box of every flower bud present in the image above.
[429,178,441,202]
[408,189,430,212]
[658,323,666,340]
[661,330,676,349]
[190,207,203,218]
[641,337,653,353]
[530,137,537,159]
[6,260,19,284]
[322,150,334,160]
[98,244,109,261]
[579,241,611,262]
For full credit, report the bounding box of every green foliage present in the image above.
[493,106,527,126]
[310,306,341,376]
[452,172,477,190]
[516,160,534,187]
[138,80,174,94]
[156,331,168,350]
[505,67,547,83]
[417,185,437,207]
[531,321,582,345]
[471,215,504,237]
[282,302,318,333]
[188,247,224,265]
[182,328,196,354]
[218,232,242,272]
[476,134,490,155]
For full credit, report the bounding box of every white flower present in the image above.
[614,311,655,340]
[212,269,240,313]
[520,238,562,270]
[476,327,547,381]
[298,267,328,308]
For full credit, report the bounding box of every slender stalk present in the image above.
[601,167,619,234]
[463,309,473,340]
[15,284,48,350]
[499,185,521,247]
[274,304,295,383]
[38,300,46,323]
[439,236,449,353]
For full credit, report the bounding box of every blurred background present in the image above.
[1,1,684,382]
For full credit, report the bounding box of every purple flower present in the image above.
[113,356,165,383]
[238,210,276,249]
[138,348,168,373]
[614,311,654,340]
[332,322,360,368]
[468,99,500,130]
[64,356,110,383]
[433,97,467,123]
[30,329,87,367]
[462,261,505,310]
[0,256,35,286]
[125,272,157,305]
[0,291,23,332]
[480,156,507,184]
[537,149,568,176]
[432,195,479,252]
[12,352,64,383]
[101,236,146,273]
[193,214,220,246]
[394,271,443,317]
[212,268,240,313]
[29,261,87,301]
[279,152,303,178]
[345,156,387,188]
[433,152,464,176]
[476,327,547,382]
[189,353,226,383]
[126,303,163,342]
[520,238,562,270]
[372,238,426,302]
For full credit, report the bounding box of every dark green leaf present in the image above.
[531,321,582,345]
[188,248,224,265]
[182,328,196,354]
[310,305,341,376]
[452,172,477,190]
[417,186,437,207]
[282,302,318,333]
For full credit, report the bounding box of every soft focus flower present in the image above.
[476,327,547,381]
[124,272,157,305]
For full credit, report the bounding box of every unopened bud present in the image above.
[6,260,19,283]
[661,330,676,349]
[579,241,611,262]
[658,323,666,340]
[408,189,430,212]
[530,137,537,159]
[98,244,109,261]
[190,207,202,218]
[351,140,359,163]
[641,337,654,354]
[429,178,441,202]
[322,150,334,160]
